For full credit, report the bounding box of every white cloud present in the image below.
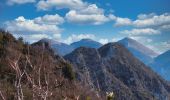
[161,41,170,49]
[137,13,156,20]
[112,13,170,29]
[77,4,104,15]
[34,14,64,25]
[65,4,110,25]
[37,0,111,25]
[65,10,109,25]
[5,14,64,42]
[112,37,124,42]
[37,0,86,10]
[99,38,109,44]
[121,28,160,36]
[63,34,95,44]
[7,0,35,5]
[148,41,170,54]
[129,36,153,43]
[114,17,132,26]
[159,24,170,31]
[14,34,49,43]
[134,13,170,27]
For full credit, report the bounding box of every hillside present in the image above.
[1,30,170,100]
[65,43,170,100]
[0,30,100,100]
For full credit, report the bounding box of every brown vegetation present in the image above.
[0,30,101,100]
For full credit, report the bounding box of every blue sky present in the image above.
[0,0,170,53]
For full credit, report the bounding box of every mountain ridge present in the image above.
[70,38,102,49]
[150,50,170,81]
[65,42,170,100]
[118,37,158,64]
[34,38,103,56]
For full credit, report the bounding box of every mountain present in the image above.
[70,39,102,49]
[36,38,74,56]
[0,30,100,100]
[65,43,170,100]
[118,37,158,64]
[150,50,170,80]
[34,38,102,56]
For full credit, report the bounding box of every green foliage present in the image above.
[18,37,24,43]
[86,96,91,100]
[62,63,75,80]
[17,37,24,51]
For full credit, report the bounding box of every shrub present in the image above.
[62,63,75,80]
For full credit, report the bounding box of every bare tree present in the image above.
[0,90,6,100]
[8,54,24,100]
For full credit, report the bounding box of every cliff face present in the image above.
[65,43,170,100]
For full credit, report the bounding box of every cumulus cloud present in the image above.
[37,0,112,25]
[5,14,64,42]
[148,41,170,54]
[121,28,160,36]
[34,14,64,25]
[65,10,109,25]
[65,4,110,25]
[133,13,170,27]
[63,34,95,44]
[137,13,156,20]
[114,17,132,26]
[159,24,170,31]
[7,0,36,5]
[160,41,170,51]
[130,36,153,43]
[14,34,49,43]
[114,13,170,29]
[37,0,86,10]
[99,38,109,44]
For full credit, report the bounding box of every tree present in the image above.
[62,63,75,80]
[18,37,24,43]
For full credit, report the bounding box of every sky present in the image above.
[0,0,170,53]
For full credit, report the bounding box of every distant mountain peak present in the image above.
[35,38,74,56]
[81,38,94,41]
[71,38,102,49]
[121,37,143,46]
[119,37,158,57]
[123,37,132,40]
[150,49,170,80]
[39,38,62,45]
[118,37,158,64]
